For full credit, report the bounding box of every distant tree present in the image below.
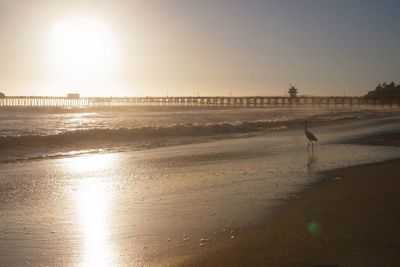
[0,92,5,98]
[364,82,400,99]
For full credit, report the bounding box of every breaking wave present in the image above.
[0,119,293,149]
[0,109,389,163]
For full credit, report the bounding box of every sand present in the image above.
[180,138,400,266]
[1,116,400,266]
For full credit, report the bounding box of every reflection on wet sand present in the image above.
[63,154,116,266]
[77,183,114,266]
[307,150,317,169]
[62,153,116,173]
[2,117,400,266]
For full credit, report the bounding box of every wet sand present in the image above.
[1,116,400,266]
[181,136,400,267]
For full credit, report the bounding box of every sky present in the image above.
[0,0,399,97]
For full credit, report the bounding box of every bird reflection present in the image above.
[307,149,317,169]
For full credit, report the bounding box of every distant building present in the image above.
[67,93,80,99]
[0,92,5,98]
[288,85,298,98]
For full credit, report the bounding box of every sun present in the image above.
[46,17,118,92]
[48,17,117,70]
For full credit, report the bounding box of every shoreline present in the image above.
[1,115,400,266]
[1,109,397,166]
[178,134,400,266]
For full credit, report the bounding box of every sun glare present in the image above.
[61,153,117,266]
[75,180,114,267]
[76,179,115,267]
[62,153,116,173]
[46,17,119,92]
[49,17,117,69]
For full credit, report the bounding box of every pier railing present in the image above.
[0,96,399,109]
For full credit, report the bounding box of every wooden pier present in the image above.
[0,96,399,109]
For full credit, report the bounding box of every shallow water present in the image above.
[1,115,400,266]
[0,106,393,163]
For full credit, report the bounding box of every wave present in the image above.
[0,110,386,150]
[0,149,108,163]
[0,119,293,148]
[0,109,387,163]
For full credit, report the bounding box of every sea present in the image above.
[2,105,400,266]
[0,106,393,163]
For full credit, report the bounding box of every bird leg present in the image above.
[311,141,314,151]
[307,140,311,151]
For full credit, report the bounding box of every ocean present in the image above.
[1,106,400,266]
[0,106,390,163]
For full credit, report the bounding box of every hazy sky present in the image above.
[0,0,399,96]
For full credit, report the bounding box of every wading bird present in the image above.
[304,122,318,151]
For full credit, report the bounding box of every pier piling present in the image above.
[0,96,397,109]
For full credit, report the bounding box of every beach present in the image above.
[181,146,400,267]
[1,109,400,266]
[2,0,400,265]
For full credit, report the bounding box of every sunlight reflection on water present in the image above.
[77,182,114,267]
[63,153,117,173]
[63,154,117,266]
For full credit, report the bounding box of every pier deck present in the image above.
[0,96,399,108]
